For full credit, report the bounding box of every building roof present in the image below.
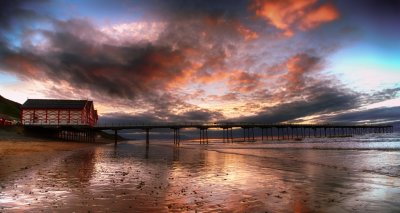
[22,99,91,109]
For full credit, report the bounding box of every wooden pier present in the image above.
[92,123,394,146]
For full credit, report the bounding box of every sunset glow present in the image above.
[0,0,399,124]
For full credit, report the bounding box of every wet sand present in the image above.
[0,140,101,182]
[0,128,109,183]
[1,134,400,212]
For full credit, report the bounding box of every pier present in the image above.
[22,123,394,145]
[92,123,394,146]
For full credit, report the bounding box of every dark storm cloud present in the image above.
[237,84,400,124]
[238,83,361,123]
[100,108,223,124]
[0,0,256,123]
[236,52,399,123]
[99,112,163,124]
[177,109,223,122]
[324,107,400,124]
[0,0,251,99]
[1,18,190,98]
[366,87,400,104]
[0,0,47,56]
[0,0,47,30]
[0,0,398,124]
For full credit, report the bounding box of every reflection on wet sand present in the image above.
[1,138,400,212]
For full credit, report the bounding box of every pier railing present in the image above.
[93,122,392,129]
[22,121,394,145]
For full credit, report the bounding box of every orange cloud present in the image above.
[251,0,339,36]
[285,53,320,90]
[5,55,43,77]
[301,3,339,30]
[228,70,262,93]
[236,24,259,41]
[195,70,230,84]
[167,62,202,89]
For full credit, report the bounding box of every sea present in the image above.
[1,132,400,212]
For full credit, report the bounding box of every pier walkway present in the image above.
[23,122,394,145]
[92,123,393,146]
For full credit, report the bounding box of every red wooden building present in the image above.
[21,99,98,126]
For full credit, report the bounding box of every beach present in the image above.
[1,133,400,212]
[0,128,108,183]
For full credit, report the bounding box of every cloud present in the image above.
[236,83,400,124]
[218,92,239,102]
[1,18,194,98]
[100,22,166,44]
[366,87,400,104]
[235,23,259,41]
[99,112,163,124]
[0,0,398,125]
[100,108,223,124]
[322,106,400,124]
[251,0,339,36]
[0,0,47,30]
[0,1,256,122]
[228,70,262,93]
[177,109,224,122]
[284,53,322,90]
[237,83,361,123]
[300,3,339,31]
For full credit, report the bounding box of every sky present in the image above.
[0,0,399,124]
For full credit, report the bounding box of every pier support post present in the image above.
[277,128,280,140]
[206,129,208,144]
[199,129,203,144]
[146,128,150,146]
[291,127,294,139]
[177,129,179,144]
[114,130,118,146]
[222,128,225,143]
[199,129,202,144]
[199,128,207,144]
[261,128,264,141]
[173,128,180,145]
[230,128,233,142]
